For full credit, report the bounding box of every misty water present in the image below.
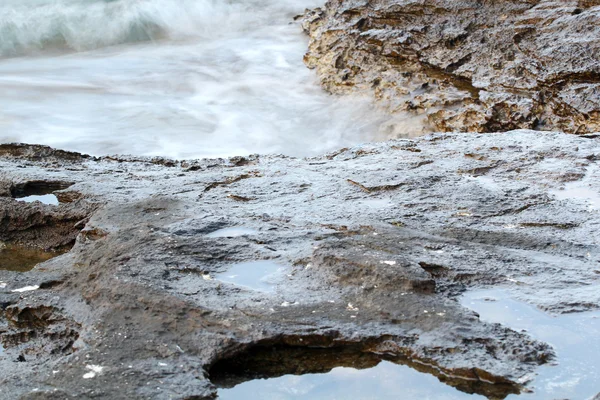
[0,0,408,159]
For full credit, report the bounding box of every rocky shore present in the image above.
[1,130,599,399]
[302,0,600,134]
[2,0,600,398]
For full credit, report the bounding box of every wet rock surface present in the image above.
[301,0,600,134]
[0,132,599,399]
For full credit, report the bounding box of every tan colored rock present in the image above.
[302,0,600,134]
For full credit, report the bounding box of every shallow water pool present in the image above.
[462,289,600,400]
[0,243,61,272]
[215,260,286,293]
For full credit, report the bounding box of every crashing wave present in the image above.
[0,0,269,57]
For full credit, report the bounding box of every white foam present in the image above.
[0,0,415,160]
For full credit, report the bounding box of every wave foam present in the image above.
[0,0,297,57]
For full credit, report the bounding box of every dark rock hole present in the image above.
[10,180,73,200]
[209,343,520,399]
[1,179,89,270]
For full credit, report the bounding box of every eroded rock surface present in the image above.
[0,132,599,399]
[302,0,600,134]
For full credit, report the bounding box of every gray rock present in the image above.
[0,131,599,398]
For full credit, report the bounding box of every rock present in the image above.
[0,143,91,163]
[302,0,600,134]
[0,200,94,250]
[0,131,599,398]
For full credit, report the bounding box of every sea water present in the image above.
[0,0,409,159]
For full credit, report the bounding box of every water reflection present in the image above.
[215,261,286,293]
[211,342,519,400]
[206,227,258,238]
[216,359,487,400]
[552,183,600,210]
[15,194,59,205]
[462,289,600,400]
[0,243,61,272]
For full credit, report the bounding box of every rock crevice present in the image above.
[302,0,600,134]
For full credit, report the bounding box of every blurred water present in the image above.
[0,0,411,159]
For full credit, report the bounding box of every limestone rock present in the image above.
[302,0,600,134]
[1,131,599,398]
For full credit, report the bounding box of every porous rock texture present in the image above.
[0,131,599,399]
[302,0,600,134]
